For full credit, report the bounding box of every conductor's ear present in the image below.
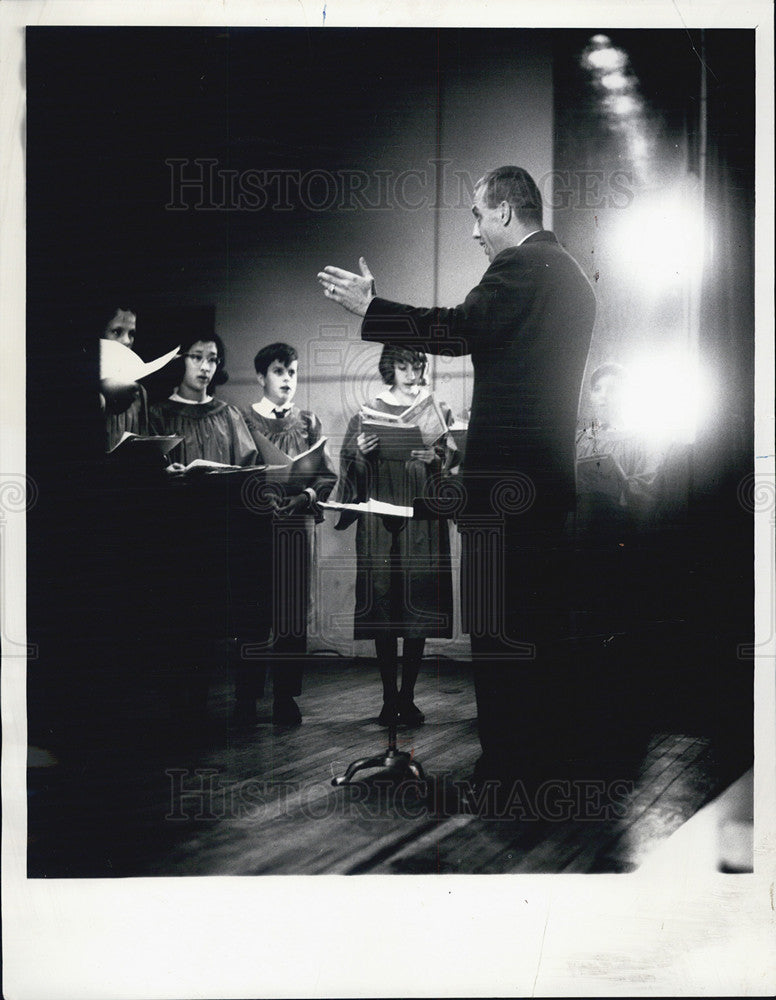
[500,200,512,225]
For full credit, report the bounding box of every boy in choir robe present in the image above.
[237,342,337,726]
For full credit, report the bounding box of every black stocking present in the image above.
[375,635,398,704]
[400,637,425,704]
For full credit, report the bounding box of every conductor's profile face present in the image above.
[471,185,503,262]
[101,309,136,348]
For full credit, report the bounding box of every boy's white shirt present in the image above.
[250,395,317,504]
[252,396,294,417]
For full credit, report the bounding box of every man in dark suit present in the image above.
[319,165,596,790]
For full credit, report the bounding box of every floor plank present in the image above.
[27,656,751,877]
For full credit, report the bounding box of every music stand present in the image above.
[331,722,426,786]
[330,495,457,788]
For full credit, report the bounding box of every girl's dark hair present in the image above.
[92,303,137,337]
[166,332,230,390]
[377,344,428,386]
[254,342,298,376]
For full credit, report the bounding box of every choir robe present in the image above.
[148,396,260,719]
[105,385,149,452]
[240,405,337,655]
[337,396,455,641]
[149,397,258,467]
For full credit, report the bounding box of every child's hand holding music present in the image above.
[357,432,379,455]
[410,449,437,465]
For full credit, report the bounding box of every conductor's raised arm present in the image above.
[317,257,376,316]
[317,254,480,358]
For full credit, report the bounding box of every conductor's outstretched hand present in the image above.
[317,257,376,317]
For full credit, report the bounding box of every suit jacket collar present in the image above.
[490,231,558,266]
[521,229,557,246]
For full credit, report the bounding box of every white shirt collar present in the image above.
[375,386,428,406]
[170,391,213,404]
[253,396,293,418]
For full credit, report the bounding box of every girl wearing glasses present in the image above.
[149,334,257,466]
[149,334,258,734]
[337,344,458,728]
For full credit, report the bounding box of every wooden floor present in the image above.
[27,655,751,877]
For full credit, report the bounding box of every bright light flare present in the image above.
[599,71,630,91]
[582,36,628,73]
[607,94,640,116]
[609,181,705,290]
[629,134,649,160]
[621,353,715,445]
[585,47,627,73]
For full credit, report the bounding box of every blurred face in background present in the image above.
[590,373,627,427]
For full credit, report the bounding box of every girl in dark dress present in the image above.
[338,345,456,726]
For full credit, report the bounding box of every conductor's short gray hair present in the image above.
[476,166,543,228]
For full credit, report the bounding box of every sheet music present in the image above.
[320,498,414,518]
[99,339,180,382]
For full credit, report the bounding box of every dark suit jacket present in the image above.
[361,231,596,517]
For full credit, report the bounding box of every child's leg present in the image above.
[270,516,308,724]
[375,634,399,725]
[271,633,304,723]
[232,633,269,725]
[229,506,273,724]
[398,637,426,725]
